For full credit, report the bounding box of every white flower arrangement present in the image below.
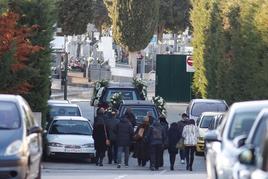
[91,80,109,106]
[132,77,147,99]
[152,96,167,117]
[109,92,123,110]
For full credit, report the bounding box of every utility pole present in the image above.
[63,35,68,100]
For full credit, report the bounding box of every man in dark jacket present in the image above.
[147,111,156,125]
[146,119,166,171]
[105,110,120,164]
[124,107,136,127]
[116,116,134,168]
[159,115,169,167]
[177,113,189,164]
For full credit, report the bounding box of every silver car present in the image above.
[44,116,95,161]
[205,100,268,179]
[186,99,228,122]
[0,95,42,179]
[233,108,268,179]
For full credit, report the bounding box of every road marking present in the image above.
[153,169,167,175]
[114,175,127,179]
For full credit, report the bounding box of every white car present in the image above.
[45,116,95,161]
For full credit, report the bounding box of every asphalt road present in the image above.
[42,95,207,179]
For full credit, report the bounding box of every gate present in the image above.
[155,54,193,102]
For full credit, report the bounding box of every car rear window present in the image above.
[49,106,81,117]
[200,116,215,128]
[0,102,20,129]
[120,106,158,124]
[105,89,138,102]
[191,102,227,117]
[49,120,92,135]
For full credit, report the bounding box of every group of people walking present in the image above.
[92,107,199,171]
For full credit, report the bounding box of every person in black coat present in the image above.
[168,122,181,170]
[133,116,150,167]
[177,113,188,164]
[124,107,136,127]
[93,108,108,166]
[105,110,120,164]
[115,116,134,168]
[159,115,169,167]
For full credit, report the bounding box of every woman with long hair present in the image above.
[133,116,150,166]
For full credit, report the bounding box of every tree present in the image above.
[0,12,41,94]
[92,0,111,37]
[112,0,160,74]
[203,0,224,98]
[8,0,56,126]
[190,0,213,98]
[57,0,94,35]
[157,0,191,43]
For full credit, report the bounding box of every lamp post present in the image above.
[63,35,68,100]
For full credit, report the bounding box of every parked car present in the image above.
[69,99,93,122]
[46,103,82,127]
[204,113,225,156]
[118,100,160,126]
[205,100,268,179]
[196,112,224,154]
[186,99,228,122]
[0,94,42,179]
[251,133,268,179]
[91,82,145,109]
[232,108,268,179]
[47,99,70,105]
[207,113,225,131]
[44,116,95,161]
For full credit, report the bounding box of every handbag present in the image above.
[176,138,185,150]
[138,128,145,138]
[103,124,110,146]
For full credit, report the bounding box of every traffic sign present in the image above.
[186,56,195,72]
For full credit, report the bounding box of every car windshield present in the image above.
[71,101,91,120]
[229,111,261,140]
[105,89,138,101]
[49,106,81,117]
[122,106,157,124]
[191,102,227,117]
[49,120,92,135]
[200,116,215,128]
[0,102,20,129]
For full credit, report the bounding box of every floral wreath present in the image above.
[132,77,147,99]
[91,79,109,106]
[109,92,123,110]
[152,96,167,117]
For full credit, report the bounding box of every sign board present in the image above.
[186,56,195,72]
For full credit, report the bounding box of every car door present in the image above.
[22,103,42,178]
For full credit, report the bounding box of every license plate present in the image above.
[65,148,82,153]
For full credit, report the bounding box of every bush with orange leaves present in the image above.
[0,12,42,94]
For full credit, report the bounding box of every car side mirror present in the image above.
[204,130,221,142]
[238,148,255,165]
[233,134,247,148]
[29,126,43,134]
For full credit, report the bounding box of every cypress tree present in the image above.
[112,0,160,52]
[190,0,213,98]
[204,0,224,98]
[57,0,94,35]
[8,0,56,126]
